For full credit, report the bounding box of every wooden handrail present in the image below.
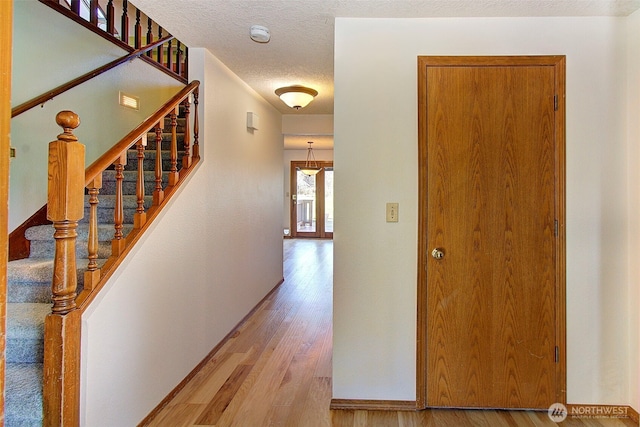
[11,35,173,118]
[85,80,199,184]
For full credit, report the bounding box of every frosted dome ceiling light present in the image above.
[250,25,270,43]
[275,85,318,110]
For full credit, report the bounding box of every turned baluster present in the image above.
[84,175,102,291]
[181,97,191,170]
[89,0,99,25]
[153,122,164,205]
[168,106,179,186]
[146,17,153,57]
[157,27,164,66]
[183,46,189,78]
[134,9,142,49]
[192,89,200,159]
[167,39,173,72]
[106,0,115,35]
[112,153,126,255]
[175,41,182,76]
[134,135,147,228]
[121,0,129,43]
[47,111,85,314]
[70,0,80,15]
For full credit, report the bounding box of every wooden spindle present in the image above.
[89,0,99,25]
[134,9,142,49]
[47,111,84,314]
[107,0,115,35]
[134,136,147,228]
[153,123,164,205]
[181,97,191,170]
[192,89,200,159]
[157,27,164,65]
[84,175,102,291]
[167,38,173,71]
[112,153,126,255]
[175,41,182,76]
[70,0,80,15]
[146,17,153,57]
[168,106,179,186]
[184,45,189,78]
[121,0,129,43]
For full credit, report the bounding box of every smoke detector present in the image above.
[250,25,270,43]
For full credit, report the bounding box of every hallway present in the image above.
[145,239,636,426]
[146,239,333,426]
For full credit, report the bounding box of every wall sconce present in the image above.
[247,112,259,130]
[275,85,318,110]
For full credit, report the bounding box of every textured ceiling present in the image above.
[131,0,640,148]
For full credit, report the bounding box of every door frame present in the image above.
[290,160,333,239]
[416,55,566,409]
[0,0,12,420]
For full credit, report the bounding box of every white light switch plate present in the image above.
[386,203,399,222]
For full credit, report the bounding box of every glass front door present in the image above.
[291,161,333,238]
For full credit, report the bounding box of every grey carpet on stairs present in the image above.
[5,363,44,427]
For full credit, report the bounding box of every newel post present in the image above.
[43,111,83,427]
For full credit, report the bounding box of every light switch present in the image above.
[386,202,399,222]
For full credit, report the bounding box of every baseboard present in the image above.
[138,277,286,426]
[330,399,418,411]
[566,404,638,423]
[627,406,639,423]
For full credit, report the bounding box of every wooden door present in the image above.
[417,56,566,409]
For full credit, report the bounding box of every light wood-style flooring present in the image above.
[145,239,637,427]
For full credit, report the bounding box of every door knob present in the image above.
[431,248,445,260]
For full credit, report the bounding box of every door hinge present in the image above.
[555,346,559,363]
[554,220,558,237]
[554,95,559,111]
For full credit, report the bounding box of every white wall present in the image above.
[10,0,183,230]
[80,47,284,426]
[333,17,634,405]
[626,10,640,414]
[283,149,333,232]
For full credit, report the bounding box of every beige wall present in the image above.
[333,16,637,407]
[80,48,284,425]
[10,1,183,230]
[626,9,640,413]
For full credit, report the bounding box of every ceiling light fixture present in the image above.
[275,85,318,110]
[298,141,322,176]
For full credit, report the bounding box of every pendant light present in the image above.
[298,141,321,175]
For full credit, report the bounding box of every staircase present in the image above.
[5,117,186,426]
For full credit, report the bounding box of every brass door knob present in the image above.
[431,248,445,260]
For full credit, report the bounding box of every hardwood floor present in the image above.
[144,239,637,427]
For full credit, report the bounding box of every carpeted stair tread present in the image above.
[5,363,43,426]
[6,304,49,340]
[8,257,107,284]
[25,223,134,241]
[6,303,49,363]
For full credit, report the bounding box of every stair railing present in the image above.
[43,80,200,426]
[78,79,199,308]
[39,0,187,82]
[11,35,174,118]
